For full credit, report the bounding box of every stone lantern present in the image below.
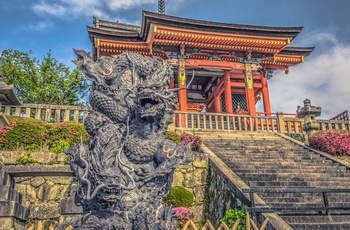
[296,99,321,141]
[0,80,22,127]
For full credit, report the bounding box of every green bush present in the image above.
[14,156,38,165]
[220,207,247,230]
[166,131,181,144]
[0,116,89,153]
[164,186,194,208]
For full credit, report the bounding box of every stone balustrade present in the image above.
[174,111,349,134]
[1,103,349,136]
[1,103,90,123]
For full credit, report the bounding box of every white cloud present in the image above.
[269,36,350,119]
[32,0,158,20]
[107,0,154,10]
[19,21,54,32]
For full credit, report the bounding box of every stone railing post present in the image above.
[276,112,285,133]
[63,109,70,122]
[35,106,42,120]
[73,109,79,122]
[45,108,52,122]
[25,107,31,118]
[15,107,21,116]
[55,109,61,122]
[83,110,88,122]
[4,106,10,115]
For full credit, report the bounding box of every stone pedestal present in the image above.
[0,163,29,230]
[58,183,83,230]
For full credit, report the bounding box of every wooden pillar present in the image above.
[214,95,221,113]
[178,58,187,127]
[244,62,256,116]
[261,77,271,114]
[224,71,233,114]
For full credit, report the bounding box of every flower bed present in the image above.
[309,130,350,156]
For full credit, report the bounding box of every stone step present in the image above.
[281,214,350,224]
[232,168,350,174]
[226,158,334,165]
[0,185,23,204]
[0,201,29,221]
[0,169,14,187]
[248,181,309,187]
[288,222,350,230]
[210,146,304,151]
[227,164,338,171]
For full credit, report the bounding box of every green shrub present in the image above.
[166,131,181,144]
[220,207,247,230]
[63,155,70,165]
[14,156,38,165]
[309,130,350,156]
[0,116,89,153]
[164,186,194,208]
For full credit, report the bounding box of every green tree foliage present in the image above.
[0,49,89,105]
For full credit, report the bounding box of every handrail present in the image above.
[243,187,350,220]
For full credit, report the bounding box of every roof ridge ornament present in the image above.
[158,0,165,14]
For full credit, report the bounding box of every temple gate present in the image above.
[87,11,313,116]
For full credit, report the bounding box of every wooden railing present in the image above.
[174,111,350,134]
[174,111,303,134]
[1,103,90,123]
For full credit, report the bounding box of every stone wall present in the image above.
[0,150,209,228]
[172,151,209,222]
[0,151,75,229]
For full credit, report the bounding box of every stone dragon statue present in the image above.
[66,50,192,229]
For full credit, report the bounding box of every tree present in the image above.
[0,49,89,106]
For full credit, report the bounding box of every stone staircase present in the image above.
[0,163,29,230]
[203,133,350,230]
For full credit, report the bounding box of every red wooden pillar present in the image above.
[261,76,271,114]
[244,63,256,116]
[178,58,187,127]
[224,71,233,114]
[214,94,221,113]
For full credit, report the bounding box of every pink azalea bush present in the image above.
[173,206,193,228]
[309,130,350,156]
[180,133,203,151]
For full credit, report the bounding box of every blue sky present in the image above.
[1,0,350,118]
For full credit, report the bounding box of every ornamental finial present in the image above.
[158,0,165,14]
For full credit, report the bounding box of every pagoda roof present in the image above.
[88,11,313,70]
[279,46,315,57]
[140,11,303,41]
[89,11,303,42]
